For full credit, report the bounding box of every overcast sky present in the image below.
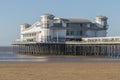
[0,0,120,46]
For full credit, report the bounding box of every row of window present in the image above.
[23,33,36,37]
[67,23,90,28]
[22,38,36,42]
[41,22,90,28]
[66,30,83,36]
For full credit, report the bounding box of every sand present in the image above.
[0,62,120,80]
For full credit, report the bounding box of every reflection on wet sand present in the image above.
[0,51,120,62]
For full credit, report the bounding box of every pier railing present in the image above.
[12,40,120,45]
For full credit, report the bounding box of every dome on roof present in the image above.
[41,13,54,18]
[21,23,31,26]
[43,13,54,16]
[21,23,31,28]
[42,13,54,16]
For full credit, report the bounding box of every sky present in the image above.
[0,0,120,46]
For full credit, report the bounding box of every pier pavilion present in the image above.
[12,13,120,57]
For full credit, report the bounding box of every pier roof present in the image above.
[65,18,91,23]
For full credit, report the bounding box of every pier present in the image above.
[12,37,120,57]
[12,13,120,57]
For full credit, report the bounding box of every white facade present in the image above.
[95,16,108,28]
[19,13,108,42]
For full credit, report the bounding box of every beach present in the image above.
[0,62,120,80]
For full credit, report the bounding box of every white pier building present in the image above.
[20,13,108,43]
[12,13,120,57]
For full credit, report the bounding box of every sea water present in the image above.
[0,46,48,62]
[0,47,120,62]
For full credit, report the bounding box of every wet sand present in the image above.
[0,62,120,80]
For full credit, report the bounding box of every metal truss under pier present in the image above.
[13,42,120,57]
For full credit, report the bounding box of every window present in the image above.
[80,24,83,27]
[66,30,69,35]
[70,31,74,35]
[80,31,83,35]
[87,24,90,27]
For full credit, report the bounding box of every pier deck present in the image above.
[12,41,120,57]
